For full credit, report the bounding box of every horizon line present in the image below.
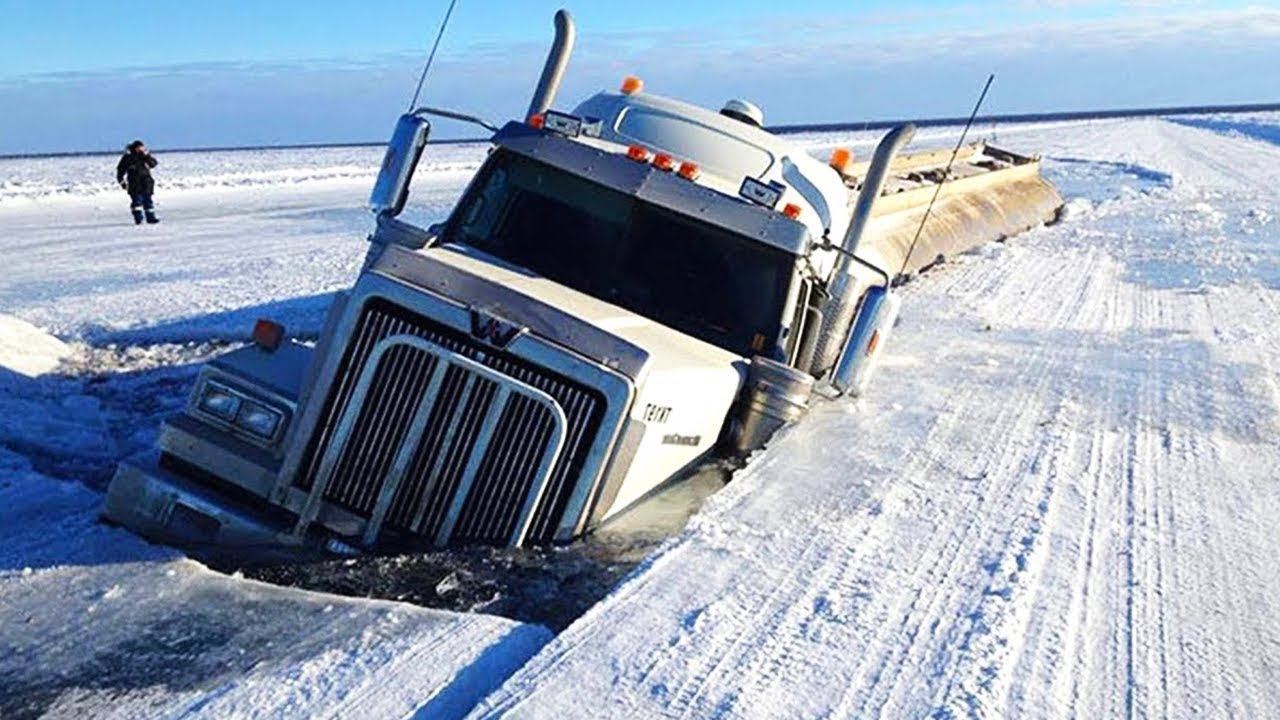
[4,99,1277,161]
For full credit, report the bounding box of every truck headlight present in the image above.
[197,382,242,421]
[235,401,283,439]
[194,379,287,443]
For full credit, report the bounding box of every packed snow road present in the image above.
[475,118,1280,718]
[2,114,1278,718]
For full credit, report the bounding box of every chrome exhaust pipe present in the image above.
[526,9,576,120]
[809,123,915,376]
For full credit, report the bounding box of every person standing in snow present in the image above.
[116,140,160,224]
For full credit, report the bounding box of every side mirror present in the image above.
[830,285,901,396]
[369,113,431,217]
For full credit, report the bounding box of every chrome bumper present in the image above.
[103,451,302,555]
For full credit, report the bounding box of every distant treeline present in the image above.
[6,101,1279,160]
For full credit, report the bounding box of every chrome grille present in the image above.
[294,299,605,545]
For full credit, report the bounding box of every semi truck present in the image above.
[104,10,1062,553]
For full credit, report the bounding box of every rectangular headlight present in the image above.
[235,401,283,439]
[197,382,242,421]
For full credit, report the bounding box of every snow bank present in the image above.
[0,314,70,377]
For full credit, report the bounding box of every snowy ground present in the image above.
[473,118,1280,718]
[2,113,1279,718]
[0,457,549,719]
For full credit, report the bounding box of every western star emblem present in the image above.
[469,309,523,348]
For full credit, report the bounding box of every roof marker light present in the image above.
[653,153,675,171]
[782,202,803,220]
[829,147,853,175]
[527,113,545,129]
[627,144,651,162]
[620,75,644,95]
[866,328,881,356]
[677,161,700,180]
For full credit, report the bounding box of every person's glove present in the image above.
[119,181,128,190]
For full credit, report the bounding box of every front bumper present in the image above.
[103,450,307,558]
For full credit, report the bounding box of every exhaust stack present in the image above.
[809,123,915,376]
[526,10,576,120]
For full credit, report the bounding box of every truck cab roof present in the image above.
[563,91,852,244]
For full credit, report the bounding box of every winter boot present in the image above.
[145,211,160,224]
[132,208,144,224]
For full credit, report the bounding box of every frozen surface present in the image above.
[0,143,485,339]
[473,118,1280,718]
[0,447,550,719]
[3,114,1280,718]
[0,142,544,719]
[0,314,69,377]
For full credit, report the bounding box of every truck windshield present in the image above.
[443,150,795,358]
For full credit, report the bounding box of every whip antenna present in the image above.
[408,0,460,110]
[898,73,994,278]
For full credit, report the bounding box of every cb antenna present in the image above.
[408,0,460,111]
[898,73,994,278]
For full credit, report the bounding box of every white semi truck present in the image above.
[104,11,1061,552]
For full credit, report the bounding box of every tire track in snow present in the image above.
[472,118,1280,720]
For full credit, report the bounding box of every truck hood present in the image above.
[419,244,743,379]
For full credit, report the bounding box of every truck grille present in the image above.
[294,298,605,545]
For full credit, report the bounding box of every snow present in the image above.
[0,141,546,719]
[4,113,1280,717]
[0,314,69,376]
[0,451,551,718]
[471,118,1280,718]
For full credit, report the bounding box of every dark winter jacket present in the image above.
[116,151,158,195]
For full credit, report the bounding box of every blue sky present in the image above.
[2,0,1278,154]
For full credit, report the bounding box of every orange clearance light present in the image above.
[252,318,285,351]
[620,75,644,95]
[653,153,675,171]
[677,161,700,180]
[829,147,853,174]
[627,144,651,162]
[527,113,546,129]
[866,328,881,356]
[782,202,802,220]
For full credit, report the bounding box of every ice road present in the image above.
[2,114,1279,718]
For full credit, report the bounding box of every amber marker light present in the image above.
[527,113,546,129]
[653,153,675,171]
[677,161,700,180]
[627,144,651,162]
[620,75,644,95]
[829,147,853,175]
[782,202,802,220]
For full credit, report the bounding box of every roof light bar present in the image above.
[738,177,786,209]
